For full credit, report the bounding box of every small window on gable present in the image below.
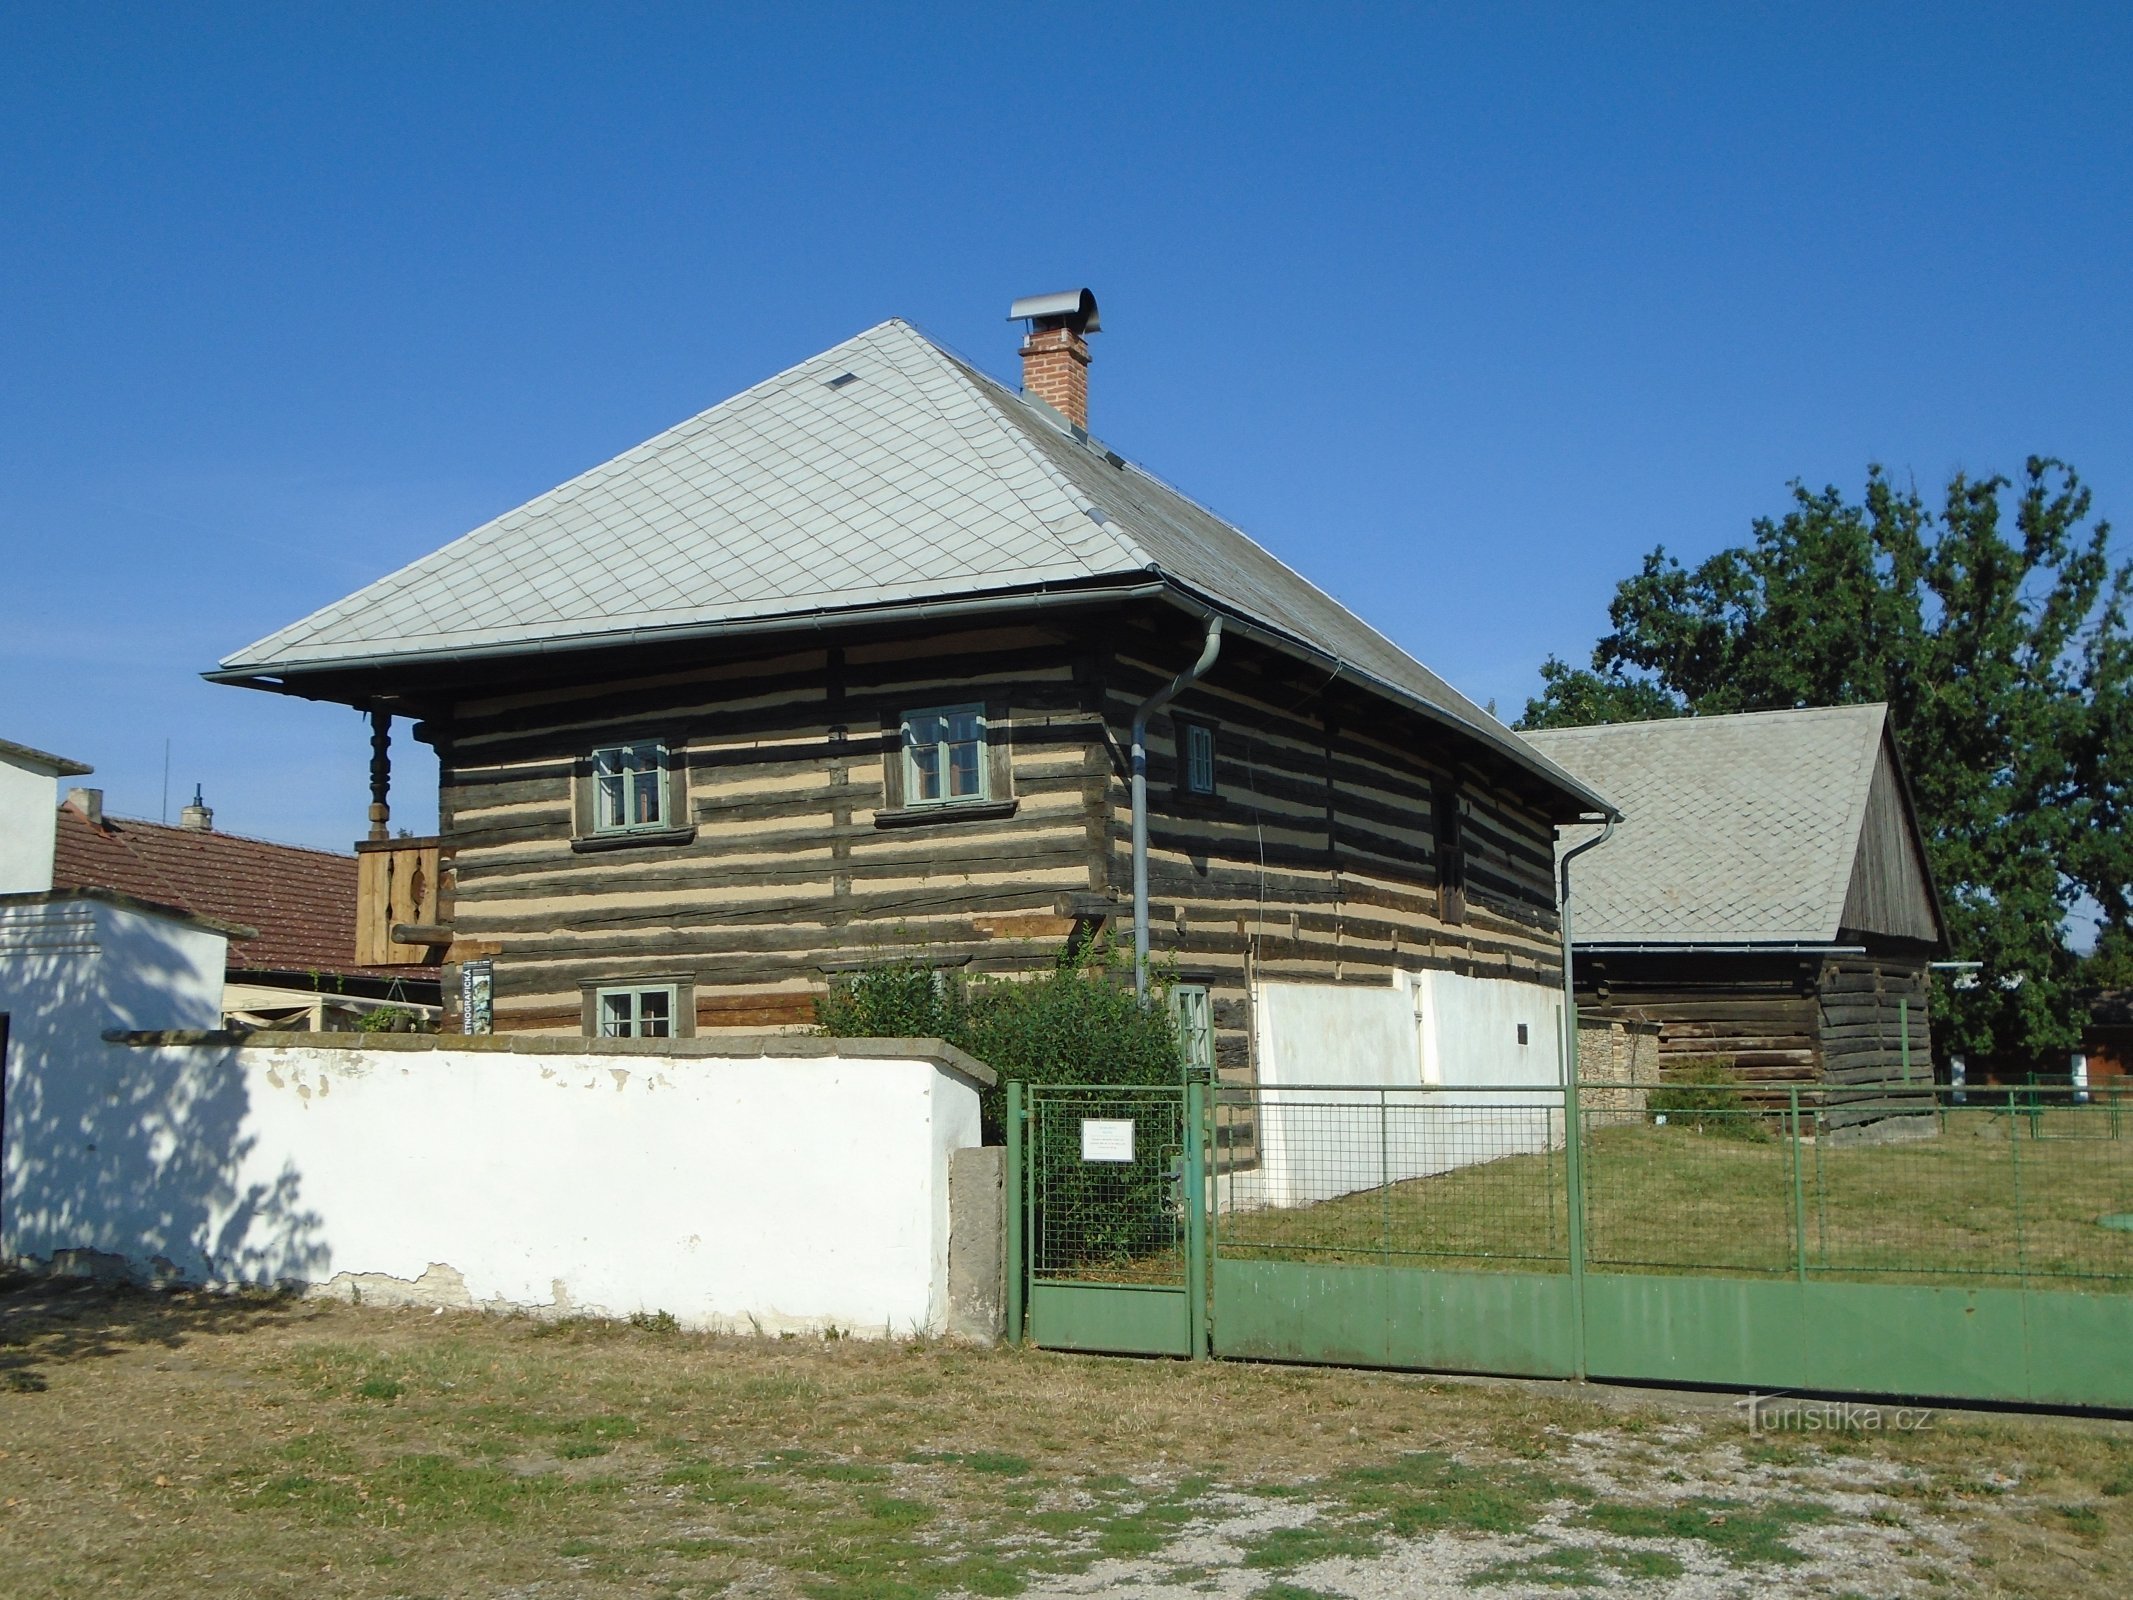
[901,704,988,806]
[596,983,678,1039]
[1180,719,1219,797]
[593,741,668,833]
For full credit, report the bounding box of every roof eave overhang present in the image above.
[1577,940,1865,955]
[206,571,1618,822]
[0,886,258,941]
[204,574,1173,697]
[1141,584,1618,823]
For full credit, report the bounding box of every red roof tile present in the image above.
[51,802,435,982]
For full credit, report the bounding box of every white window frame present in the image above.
[1171,984,1216,1081]
[900,703,989,808]
[1182,720,1218,796]
[591,740,669,834]
[594,983,679,1039]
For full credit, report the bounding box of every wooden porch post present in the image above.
[367,708,391,842]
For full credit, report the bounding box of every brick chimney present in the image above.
[1010,289,1100,430]
[180,783,213,832]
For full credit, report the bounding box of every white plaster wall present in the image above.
[0,759,61,895]
[1240,972,1564,1209]
[3,1032,984,1337]
[0,896,227,1041]
[1415,969,1562,1090]
[1254,980,1421,1092]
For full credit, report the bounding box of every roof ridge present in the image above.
[94,809,360,861]
[56,805,199,917]
[1526,701,1890,740]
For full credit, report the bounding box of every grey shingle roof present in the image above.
[1523,705,1894,945]
[215,318,1606,813]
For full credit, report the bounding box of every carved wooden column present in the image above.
[367,707,391,842]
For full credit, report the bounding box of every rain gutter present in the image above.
[1555,813,1613,1384]
[1577,941,1868,956]
[204,579,1172,694]
[1129,614,1223,1001]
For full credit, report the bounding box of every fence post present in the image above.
[2008,1087,2028,1286]
[1379,1087,1392,1268]
[1789,1085,1808,1286]
[1005,1081,1025,1347]
[1184,1080,1209,1361]
[1563,1072,1589,1381]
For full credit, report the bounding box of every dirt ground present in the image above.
[1,1275,2128,1598]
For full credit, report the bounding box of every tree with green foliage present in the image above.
[1522,459,2131,1069]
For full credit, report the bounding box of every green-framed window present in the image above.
[592,740,669,833]
[596,984,677,1039]
[901,705,988,806]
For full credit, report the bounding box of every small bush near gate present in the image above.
[1646,1058,1770,1141]
[814,960,966,1043]
[817,954,1187,1135]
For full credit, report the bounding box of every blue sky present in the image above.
[2,4,2127,849]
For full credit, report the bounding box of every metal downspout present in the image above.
[1556,814,1615,1382]
[1558,816,1617,1077]
[1131,615,1224,1000]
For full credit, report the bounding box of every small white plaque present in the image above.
[1080,1118,1136,1163]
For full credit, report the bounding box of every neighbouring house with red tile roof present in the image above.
[51,786,438,1029]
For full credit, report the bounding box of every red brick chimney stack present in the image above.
[1010,289,1101,431]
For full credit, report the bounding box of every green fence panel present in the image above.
[1214,1259,1576,1377]
[1583,1274,2133,1407]
[1028,1282,1194,1357]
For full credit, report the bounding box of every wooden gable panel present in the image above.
[1837,735,1943,949]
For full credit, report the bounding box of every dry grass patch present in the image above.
[0,1276,2130,1597]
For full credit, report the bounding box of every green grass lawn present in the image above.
[1218,1109,2133,1286]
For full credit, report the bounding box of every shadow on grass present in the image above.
[0,1268,306,1393]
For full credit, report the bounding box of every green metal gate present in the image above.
[1010,1076,2133,1409]
[1207,1082,1579,1377]
[1007,1082,1204,1357]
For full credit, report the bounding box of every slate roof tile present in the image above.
[1522,705,1891,945]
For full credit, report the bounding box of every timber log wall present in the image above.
[427,607,1568,1065]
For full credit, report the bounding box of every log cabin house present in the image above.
[1523,705,1948,1103]
[208,293,1615,1083]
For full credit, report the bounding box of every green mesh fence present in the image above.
[1211,1085,1571,1270]
[1199,1082,2133,1290]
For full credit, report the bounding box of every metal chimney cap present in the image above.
[1008,288,1100,335]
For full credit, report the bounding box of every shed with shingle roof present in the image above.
[1525,705,1946,1099]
